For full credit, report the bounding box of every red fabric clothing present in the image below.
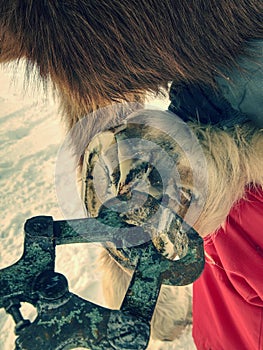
[193,186,263,350]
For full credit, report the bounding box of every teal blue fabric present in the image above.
[216,40,263,127]
[169,40,263,128]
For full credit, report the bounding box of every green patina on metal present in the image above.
[0,200,204,349]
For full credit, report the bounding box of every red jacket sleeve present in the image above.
[206,186,263,306]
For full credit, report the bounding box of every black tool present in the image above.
[0,195,204,349]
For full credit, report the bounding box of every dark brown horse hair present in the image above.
[0,1,262,128]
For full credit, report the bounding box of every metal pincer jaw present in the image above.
[0,195,204,349]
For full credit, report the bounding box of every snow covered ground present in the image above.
[0,63,196,349]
